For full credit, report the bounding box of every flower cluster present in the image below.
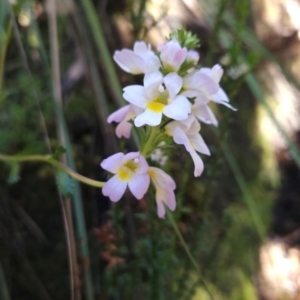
[101,29,235,218]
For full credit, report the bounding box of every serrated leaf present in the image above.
[56,170,74,198]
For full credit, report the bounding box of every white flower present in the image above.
[123,71,191,127]
[113,41,161,74]
[158,40,188,72]
[166,115,210,177]
[148,167,176,218]
[101,152,150,201]
[107,104,143,138]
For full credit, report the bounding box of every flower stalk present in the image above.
[0,154,105,188]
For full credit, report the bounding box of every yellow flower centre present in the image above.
[146,91,169,113]
[117,160,139,182]
[117,168,131,181]
[164,64,174,73]
[124,160,138,172]
[147,102,165,113]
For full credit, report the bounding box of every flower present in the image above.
[113,41,161,74]
[158,40,188,73]
[191,100,218,126]
[148,167,176,218]
[198,64,236,110]
[166,115,210,177]
[123,71,191,127]
[107,104,143,138]
[101,152,150,201]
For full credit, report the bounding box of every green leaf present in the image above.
[52,146,66,160]
[56,170,75,198]
[7,162,20,184]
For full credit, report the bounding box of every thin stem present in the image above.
[79,0,123,106]
[0,154,105,188]
[0,19,12,92]
[0,261,10,300]
[167,210,215,300]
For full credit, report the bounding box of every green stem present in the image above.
[0,261,10,300]
[140,126,160,157]
[167,210,215,300]
[0,154,105,188]
[0,19,12,92]
[79,0,123,106]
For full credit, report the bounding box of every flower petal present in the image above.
[101,152,124,173]
[190,150,204,177]
[189,133,211,156]
[128,173,150,199]
[193,71,219,95]
[123,85,147,108]
[149,167,176,218]
[144,71,163,89]
[164,72,182,99]
[156,200,166,219]
[192,104,218,126]
[173,126,194,152]
[122,152,140,163]
[163,95,191,121]
[134,109,162,127]
[102,175,127,202]
[186,50,199,64]
[210,64,224,83]
[116,119,132,138]
[211,87,229,103]
[135,155,149,174]
[162,188,176,211]
[107,105,130,123]
[160,40,187,72]
[113,50,146,74]
[149,167,176,190]
[133,41,148,54]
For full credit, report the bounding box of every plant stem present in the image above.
[0,154,105,188]
[79,0,123,106]
[167,210,215,300]
[140,126,160,157]
[0,19,12,94]
[0,261,10,300]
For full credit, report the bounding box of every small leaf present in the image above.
[52,146,66,160]
[7,162,20,184]
[56,170,74,198]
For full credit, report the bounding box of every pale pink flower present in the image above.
[199,65,236,110]
[186,50,200,64]
[107,104,143,138]
[166,115,210,177]
[113,41,161,74]
[148,167,176,218]
[101,152,150,202]
[182,69,219,101]
[158,40,188,72]
[123,71,191,127]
